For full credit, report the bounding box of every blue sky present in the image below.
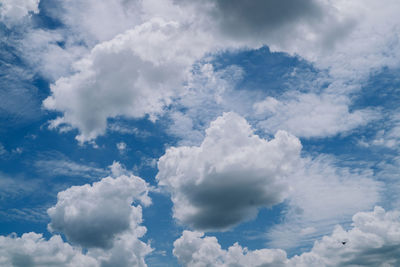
[1,0,400,266]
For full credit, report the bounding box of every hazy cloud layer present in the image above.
[157,112,302,230]
[0,0,39,25]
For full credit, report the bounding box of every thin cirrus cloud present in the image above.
[174,207,400,267]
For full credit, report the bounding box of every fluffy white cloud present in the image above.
[291,206,400,266]
[157,112,302,230]
[0,163,153,267]
[158,112,381,246]
[0,233,98,267]
[0,0,39,25]
[47,171,151,249]
[44,18,214,142]
[254,93,379,138]
[174,207,400,267]
[173,231,288,267]
[37,0,400,142]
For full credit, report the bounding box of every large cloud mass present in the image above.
[174,207,400,267]
[47,170,151,249]
[44,18,212,142]
[157,112,302,230]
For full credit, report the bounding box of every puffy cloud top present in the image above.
[157,112,301,230]
[44,18,212,142]
[48,172,151,249]
[174,207,400,267]
[0,233,98,267]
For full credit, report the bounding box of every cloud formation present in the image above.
[174,207,400,266]
[0,0,39,25]
[254,93,379,138]
[0,163,153,267]
[48,171,151,249]
[0,233,98,267]
[44,18,212,142]
[157,112,302,230]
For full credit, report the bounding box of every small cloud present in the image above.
[116,142,127,154]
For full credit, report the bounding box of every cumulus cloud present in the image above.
[254,93,379,138]
[0,163,153,266]
[157,112,302,230]
[173,231,288,267]
[44,18,213,142]
[0,0,39,25]
[0,233,98,267]
[158,112,381,244]
[47,171,151,249]
[36,0,400,143]
[174,207,400,267]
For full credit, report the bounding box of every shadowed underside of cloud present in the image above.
[157,112,302,231]
[0,163,153,267]
[157,112,380,235]
[174,207,400,267]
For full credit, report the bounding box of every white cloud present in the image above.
[0,163,153,267]
[35,0,400,143]
[174,207,400,266]
[254,93,379,138]
[44,18,213,142]
[34,158,107,179]
[267,156,381,250]
[47,171,151,249]
[0,0,39,25]
[173,231,288,267]
[0,233,98,267]
[158,113,381,246]
[157,112,302,231]
[291,206,400,266]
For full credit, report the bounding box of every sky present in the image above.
[0,0,400,266]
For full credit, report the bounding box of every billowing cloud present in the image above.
[158,112,381,241]
[173,231,288,267]
[0,233,98,267]
[174,207,400,266]
[47,171,151,249]
[0,163,153,266]
[157,112,302,230]
[43,18,213,142]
